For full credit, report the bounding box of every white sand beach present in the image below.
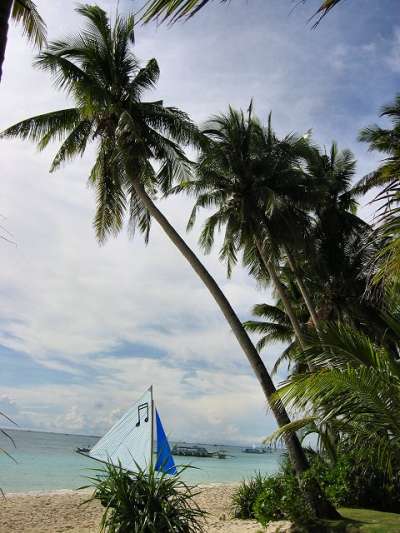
[0,485,271,533]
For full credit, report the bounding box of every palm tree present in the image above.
[268,317,400,475]
[139,0,344,25]
[303,143,375,320]
[179,106,319,346]
[357,95,400,291]
[0,5,338,518]
[0,0,46,81]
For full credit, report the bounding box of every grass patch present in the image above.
[321,507,400,532]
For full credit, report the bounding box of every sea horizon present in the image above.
[1,425,283,449]
[0,428,285,493]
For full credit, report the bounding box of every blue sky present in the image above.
[0,0,399,443]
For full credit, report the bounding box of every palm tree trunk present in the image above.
[126,172,339,519]
[255,240,306,350]
[0,0,13,82]
[283,245,321,333]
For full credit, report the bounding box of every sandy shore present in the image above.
[0,485,266,532]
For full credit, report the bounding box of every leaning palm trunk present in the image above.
[123,161,339,519]
[0,0,13,81]
[283,245,321,333]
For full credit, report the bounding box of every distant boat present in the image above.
[242,447,268,454]
[75,446,91,453]
[172,445,211,457]
[171,445,230,459]
[76,386,176,475]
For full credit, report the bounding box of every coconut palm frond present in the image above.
[12,0,47,48]
[309,0,343,28]
[271,341,300,375]
[264,417,317,445]
[271,319,400,474]
[0,108,81,146]
[140,0,344,25]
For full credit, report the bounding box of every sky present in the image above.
[0,0,399,444]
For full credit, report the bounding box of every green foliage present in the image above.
[252,470,314,528]
[234,449,400,530]
[305,449,400,513]
[178,105,313,280]
[358,94,400,292]
[231,472,269,519]
[11,0,47,49]
[84,462,205,533]
[269,319,400,475]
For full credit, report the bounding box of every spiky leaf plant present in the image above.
[231,472,268,519]
[83,462,206,533]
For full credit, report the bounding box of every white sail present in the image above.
[89,388,153,471]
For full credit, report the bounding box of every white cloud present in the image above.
[386,26,400,73]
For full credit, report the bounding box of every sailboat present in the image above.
[77,386,177,475]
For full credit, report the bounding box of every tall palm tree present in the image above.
[0,5,338,518]
[139,0,344,25]
[0,0,46,81]
[179,106,319,346]
[303,143,373,321]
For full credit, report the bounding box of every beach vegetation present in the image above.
[84,462,205,533]
[231,472,269,519]
[231,469,315,527]
[235,449,400,530]
[267,318,400,476]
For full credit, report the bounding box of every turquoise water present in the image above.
[0,429,284,492]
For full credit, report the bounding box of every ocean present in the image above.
[0,429,284,493]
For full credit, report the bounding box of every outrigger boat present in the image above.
[76,386,176,475]
[75,446,91,453]
[242,446,269,454]
[172,445,230,459]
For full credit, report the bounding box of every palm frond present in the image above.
[12,0,47,48]
[1,108,80,146]
[140,0,344,25]
[264,416,317,445]
[270,319,400,474]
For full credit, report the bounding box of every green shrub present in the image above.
[253,471,314,528]
[234,445,400,530]
[231,472,269,519]
[231,468,314,528]
[83,462,206,533]
[306,447,400,513]
[277,446,400,514]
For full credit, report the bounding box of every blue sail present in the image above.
[155,409,177,475]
